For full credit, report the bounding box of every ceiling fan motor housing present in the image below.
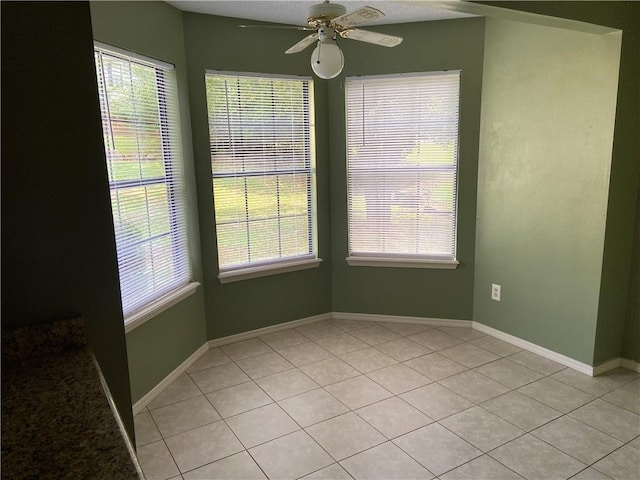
[307,1,347,27]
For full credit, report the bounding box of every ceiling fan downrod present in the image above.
[307,0,347,27]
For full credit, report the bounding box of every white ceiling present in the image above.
[167,1,477,27]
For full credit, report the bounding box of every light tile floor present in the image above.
[134,320,640,480]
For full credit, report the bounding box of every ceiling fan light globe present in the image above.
[310,43,344,79]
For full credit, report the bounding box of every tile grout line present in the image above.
[182,366,251,476]
[144,406,183,478]
[214,349,344,479]
[476,378,634,478]
[303,326,507,478]
[134,322,639,480]
[184,364,278,478]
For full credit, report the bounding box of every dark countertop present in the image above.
[1,318,141,479]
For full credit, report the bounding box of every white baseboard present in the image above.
[472,321,595,376]
[132,342,209,415]
[621,358,640,373]
[332,311,472,328]
[132,311,639,415]
[592,358,622,376]
[472,324,640,377]
[593,358,640,375]
[207,313,332,348]
[92,354,145,479]
[133,314,331,414]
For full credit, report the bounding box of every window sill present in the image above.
[346,256,459,269]
[218,258,323,284]
[124,282,200,333]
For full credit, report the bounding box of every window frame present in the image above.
[345,71,461,270]
[205,70,321,283]
[94,42,198,330]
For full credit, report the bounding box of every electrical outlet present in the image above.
[491,284,501,301]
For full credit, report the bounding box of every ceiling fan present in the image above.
[241,1,403,79]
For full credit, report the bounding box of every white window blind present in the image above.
[346,71,460,261]
[205,72,317,273]
[94,45,191,319]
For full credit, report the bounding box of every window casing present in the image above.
[205,72,318,281]
[94,44,193,323]
[345,71,461,268]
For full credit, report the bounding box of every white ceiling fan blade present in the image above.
[332,6,385,29]
[341,28,403,47]
[285,33,319,54]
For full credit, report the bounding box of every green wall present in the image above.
[591,6,640,364]
[90,1,208,404]
[182,13,333,339]
[82,1,639,408]
[125,291,206,401]
[476,2,640,366]
[623,179,640,362]
[474,17,621,364]
[1,2,133,436]
[329,18,485,320]
[4,2,637,439]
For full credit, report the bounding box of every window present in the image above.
[345,71,461,269]
[206,72,319,282]
[94,44,194,326]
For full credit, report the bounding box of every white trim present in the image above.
[346,257,459,269]
[206,69,313,81]
[621,358,640,373]
[132,343,209,414]
[94,41,174,70]
[592,358,640,375]
[91,354,144,479]
[592,358,622,376]
[131,311,640,419]
[218,258,322,284]
[125,282,200,333]
[332,311,471,328]
[347,70,462,82]
[208,313,332,348]
[472,321,594,375]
